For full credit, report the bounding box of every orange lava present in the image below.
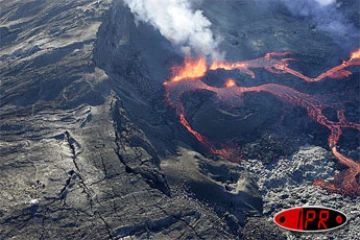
[350,48,360,61]
[171,57,207,82]
[207,49,360,82]
[210,61,248,71]
[165,49,360,196]
[179,113,208,145]
[225,78,236,88]
[179,112,242,162]
[314,148,360,196]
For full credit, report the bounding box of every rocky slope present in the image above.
[242,146,360,240]
[0,1,262,239]
[1,0,359,239]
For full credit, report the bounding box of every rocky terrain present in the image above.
[242,146,360,240]
[1,0,359,239]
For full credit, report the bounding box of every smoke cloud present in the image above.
[277,0,359,49]
[314,0,335,5]
[123,0,223,60]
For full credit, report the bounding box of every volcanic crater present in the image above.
[1,0,360,239]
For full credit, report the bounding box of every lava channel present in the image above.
[164,49,360,196]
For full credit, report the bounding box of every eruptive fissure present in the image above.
[164,49,360,196]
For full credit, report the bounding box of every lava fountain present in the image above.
[164,49,360,196]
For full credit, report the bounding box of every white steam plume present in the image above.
[123,0,223,60]
[314,0,335,5]
[279,0,359,49]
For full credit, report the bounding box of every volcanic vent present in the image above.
[96,0,360,199]
[164,49,360,196]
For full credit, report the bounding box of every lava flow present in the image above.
[210,49,360,82]
[164,49,360,196]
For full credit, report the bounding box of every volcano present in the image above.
[1,0,359,239]
[164,49,360,196]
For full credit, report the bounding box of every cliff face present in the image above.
[1,1,359,239]
[0,1,264,239]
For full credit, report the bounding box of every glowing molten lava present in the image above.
[179,113,209,145]
[171,57,207,82]
[350,48,360,61]
[210,62,248,71]
[208,49,360,82]
[225,78,236,88]
[165,49,360,196]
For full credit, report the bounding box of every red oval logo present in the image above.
[274,206,348,232]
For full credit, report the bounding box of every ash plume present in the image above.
[123,0,224,60]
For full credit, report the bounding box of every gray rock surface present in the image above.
[0,1,263,239]
[184,91,283,140]
[1,0,359,239]
[242,146,360,240]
